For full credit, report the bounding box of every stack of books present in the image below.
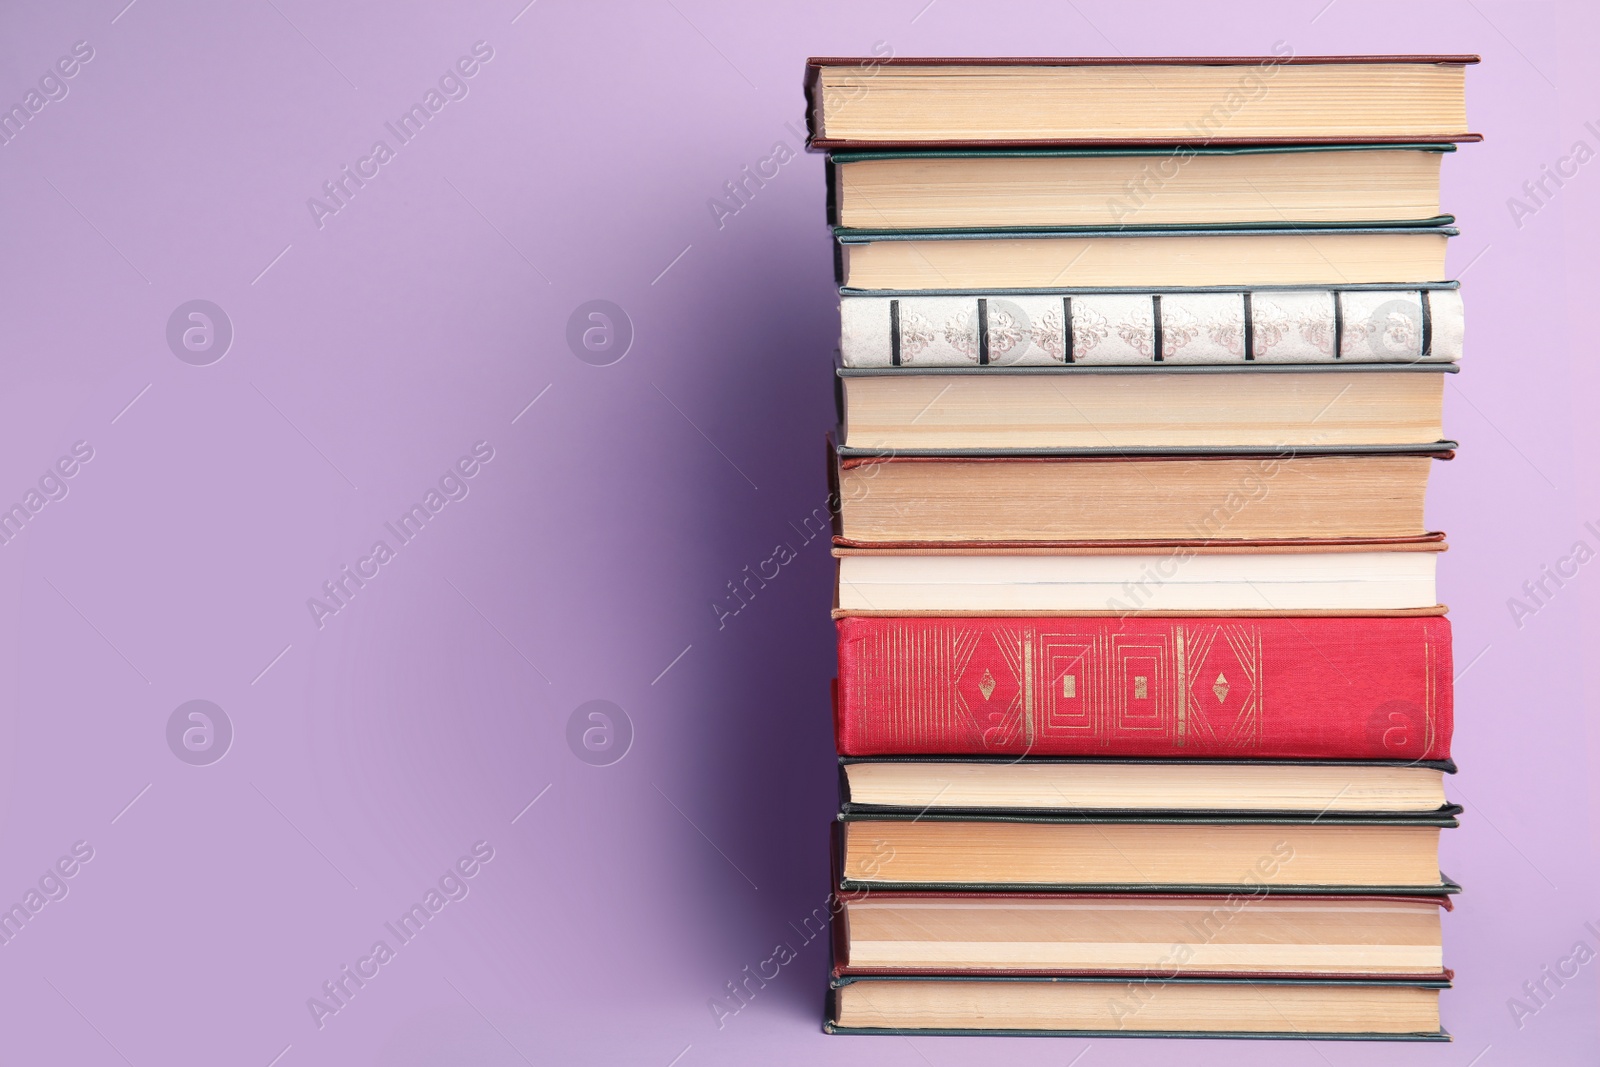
[807,55,1479,1040]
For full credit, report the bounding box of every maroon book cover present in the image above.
[835,616,1451,760]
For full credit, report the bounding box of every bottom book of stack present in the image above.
[827,974,1451,1039]
[824,762,1457,1040]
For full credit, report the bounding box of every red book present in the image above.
[835,616,1451,760]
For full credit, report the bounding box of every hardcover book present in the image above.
[832,541,1446,614]
[833,615,1453,759]
[825,974,1450,1038]
[836,811,1458,893]
[838,286,1463,368]
[831,887,1451,980]
[805,55,1478,149]
[836,364,1453,451]
[827,145,1453,230]
[837,757,1458,817]
[835,225,1456,290]
[830,446,1449,543]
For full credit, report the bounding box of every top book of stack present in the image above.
[805,55,1480,149]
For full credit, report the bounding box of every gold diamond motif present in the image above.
[978,669,996,701]
[1213,673,1230,703]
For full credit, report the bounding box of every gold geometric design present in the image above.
[1182,625,1263,750]
[867,621,1268,755]
[1041,638,1094,735]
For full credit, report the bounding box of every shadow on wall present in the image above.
[657,175,846,1024]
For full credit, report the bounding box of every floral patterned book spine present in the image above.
[840,289,1463,368]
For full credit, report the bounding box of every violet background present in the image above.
[0,0,1594,1063]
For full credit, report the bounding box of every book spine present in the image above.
[836,616,1452,760]
[838,289,1463,368]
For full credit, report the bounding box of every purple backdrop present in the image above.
[0,0,1595,1063]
